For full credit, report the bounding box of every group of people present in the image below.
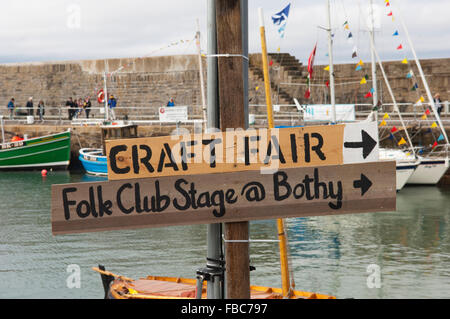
[66,97,92,120]
[7,97,45,121]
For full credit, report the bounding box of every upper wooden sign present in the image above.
[105,122,379,180]
[51,161,395,235]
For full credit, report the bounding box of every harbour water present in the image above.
[0,171,449,299]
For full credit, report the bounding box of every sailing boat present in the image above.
[375,3,449,186]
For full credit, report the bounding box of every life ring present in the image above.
[97,89,105,103]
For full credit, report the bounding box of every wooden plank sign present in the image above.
[51,161,395,235]
[105,122,379,181]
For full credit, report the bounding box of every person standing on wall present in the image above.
[167,97,175,107]
[434,93,443,117]
[108,94,117,120]
[26,97,33,116]
[37,100,45,122]
[84,97,91,119]
[7,98,15,120]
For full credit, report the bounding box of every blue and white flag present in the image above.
[272,3,291,26]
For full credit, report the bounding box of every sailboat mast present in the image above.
[196,19,207,132]
[369,0,378,122]
[326,0,337,123]
[369,33,415,156]
[104,59,109,121]
[396,11,449,146]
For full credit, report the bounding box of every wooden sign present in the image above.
[105,122,379,181]
[51,161,395,235]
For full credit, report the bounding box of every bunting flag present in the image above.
[355,65,362,71]
[406,70,413,79]
[386,1,391,6]
[421,114,427,120]
[397,44,403,50]
[255,86,260,91]
[432,141,438,149]
[393,31,398,37]
[304,89,311,99]
[412,83,419,91]
[391,126,398,133]
[437,134,445,142]
[401,58,408,64]
[357,60,364,66]
[383,113,390,119]
[360,77,367,84]
[325,80,329,87]
[370,88,375,94]
[425,109,431,115]
[324,65,330,71]
[388,133,394,140]
[431,122,438,128]
[348,32,353,39]
[398,137,407,146]
[352,46,358,58]
[364,92,372,98]
[419,96,425,103]
[387,11,393,16]
[379,120,387,127]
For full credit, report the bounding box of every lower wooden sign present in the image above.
[51,161,396,235]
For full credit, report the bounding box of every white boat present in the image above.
[407,155,449,185]
[379,148,419,191]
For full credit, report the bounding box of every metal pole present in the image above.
[104,60,109,121]
[196,19,207,132]
[205,0,223,299]
[326,0,336,124]
[369,0,378,122]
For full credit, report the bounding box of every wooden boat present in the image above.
[79,122,138,176]
[0,129,71,170]
[93,267,335,299]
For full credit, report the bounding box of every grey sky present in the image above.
[0,0,448,65]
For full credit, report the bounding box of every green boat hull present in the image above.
[0,130,71,170]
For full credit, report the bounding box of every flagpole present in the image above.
[196,19,207,133]
[258,7,292,298]
[326,0,337,124]
[104,59,109,121]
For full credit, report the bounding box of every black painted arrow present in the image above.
[353,174,372,196]
[344,130,377,159]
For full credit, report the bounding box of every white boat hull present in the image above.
[407,158,449,185]
[396,163,417,191]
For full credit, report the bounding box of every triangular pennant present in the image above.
[437,134,445,142]
[390,126,398,133]
[406,70,413,79]
[432,141,438,149]
[360,77,367,84]
[398,137,407,146]
[425,109,431,115]
[383,113,390,119]
[324,65,330,71]
[370,88,375,94]
[421,114,427,120]
[397,44,403,50]
[364,92,373,98]
[387,11,393,16]
[357,60,364,66]
[388,133,394,140]
[304,89,311,99]
[379,120,387,127]
[393,31,399,36]
[401,58,408,64]
[355,65,362,71]
[348,32,353,39]
[431,122,438,128]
